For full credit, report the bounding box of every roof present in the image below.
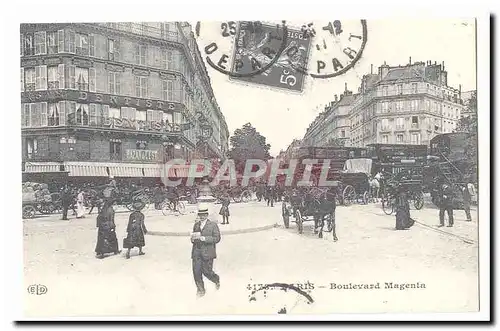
[381,66,425,82]
[337,94,357,106]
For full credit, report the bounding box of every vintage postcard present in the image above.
[12,9,490,322]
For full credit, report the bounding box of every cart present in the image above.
[338,158,373,206]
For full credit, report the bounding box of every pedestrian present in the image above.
[219,192,230,225]
[76,189,86,218]
[60,186,72,221]
[191,203,221,297]
[266,186,275,207]
[395,185,415,230]
[438,183,454,227]
[461,183,472,222]
[95,199,121,259]
[123,202,148,259]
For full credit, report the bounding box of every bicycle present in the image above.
[161,198,186,215]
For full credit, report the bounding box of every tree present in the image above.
[454,91,478,184]
[455,91,477,133]
[228,123,272,172]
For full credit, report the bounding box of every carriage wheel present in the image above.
[363,191,369,205]
[232,194,242,203]
[295,209,303,234]
[161,201,174,216]
[342,185,356,206]
[382,198,395,215]
[241,190,252,203]
[413,192,424,210]
[177,201,186,215]
[22,205,36,219]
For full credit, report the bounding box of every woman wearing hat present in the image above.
[123,202,148,259]
[395,184,415,230]
[95,198,120,259]
[219,191,231,225]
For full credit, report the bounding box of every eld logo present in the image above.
[27,284,48,295]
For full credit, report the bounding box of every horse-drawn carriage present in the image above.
[86,185,151,212]
[282,186,338,240]
[337,158,373,206]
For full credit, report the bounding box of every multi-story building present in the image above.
[349,61,465,147]
[280,139,302,162]
[21,22,229,182]
[302,87,357,147]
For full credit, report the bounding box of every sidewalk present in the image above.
[146,200,279,236]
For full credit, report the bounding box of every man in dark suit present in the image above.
[191,203,221,297]
[438,183,454,227]
[60,186,72,221]
[461,183,472,222]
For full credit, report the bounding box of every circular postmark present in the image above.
[287,20,368,79]
[195,21,289,78]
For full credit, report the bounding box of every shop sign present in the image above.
[124,149,159,161]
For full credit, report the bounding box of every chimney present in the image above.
[409,56,411,65]
[442,61,445,70]
[344,82,347,92]
[371,64,373,74]
[334,95,338,102]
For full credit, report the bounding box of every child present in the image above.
[123,202,148,259]
[219,192,231,225]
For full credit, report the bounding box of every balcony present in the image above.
[380,126,391,132]
[410,123,420,130]
[76,46,89,56]
[48,81,60,90]
[395,125,405,131]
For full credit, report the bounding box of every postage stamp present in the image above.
[15,15,488,322]
[229,22,312,92]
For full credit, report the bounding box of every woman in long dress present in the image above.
[123,202,147,259]
[395,187,415,230]
[95,199,120,259]
[76,189,86,218]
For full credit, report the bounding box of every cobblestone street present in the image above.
[23,200,479,317]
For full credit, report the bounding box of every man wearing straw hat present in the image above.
[191,203,221,297]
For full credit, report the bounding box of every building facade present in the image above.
[300,60,465,149]
[302,88,357,147]
[21,22,229,181]
[349,61,465,147]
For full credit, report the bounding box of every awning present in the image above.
[109,165,143,178]
[64,162,109,177]
[142,164,161,178]
[24,162,62,173]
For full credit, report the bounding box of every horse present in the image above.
[369,177,380,201]
[302,187,338,241]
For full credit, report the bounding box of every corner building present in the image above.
[21,22,229,183]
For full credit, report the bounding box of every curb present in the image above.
[147,223,279,237]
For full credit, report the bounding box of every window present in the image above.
[48,103,59,126]
[396,117,404,130]
[135,76,148,98]
[412,83,418,93]
[136,44,147,65]
[136,110,147,122]
[76,32,89,52]
[382,135,389,144]
[381,118,389,130]
[341,130,345,138]
[110,141,122,160]
[89,34,95,57]
[397,84,403,95]
[108,72,121,94]
[425,100,430,111]
[75,67,89,91]
[381,102,389,113]
[162,80,173,100]
[23,34,35,56]
[109,107,120,118]
[89,104,109,126]
[160,23,171,39]
[382,86,388,96]
[147,109,163,122]
[47,31,58,54]
[65,30,76,53]
[409,100,418,111]
[34,32,46,55]
[396,134,404,143]
[47,66,59,89]
[108,39,115,60]
[65,65,76,89]
[411,116,419,128]
[121,107,136,120]
[75,103,89,125]
[411,133,421,144]
[163,50,174,70]
[395,100,404,111]
[35,65,47,90]
[26,138,38,159]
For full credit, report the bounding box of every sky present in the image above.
[196,18,477,156]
